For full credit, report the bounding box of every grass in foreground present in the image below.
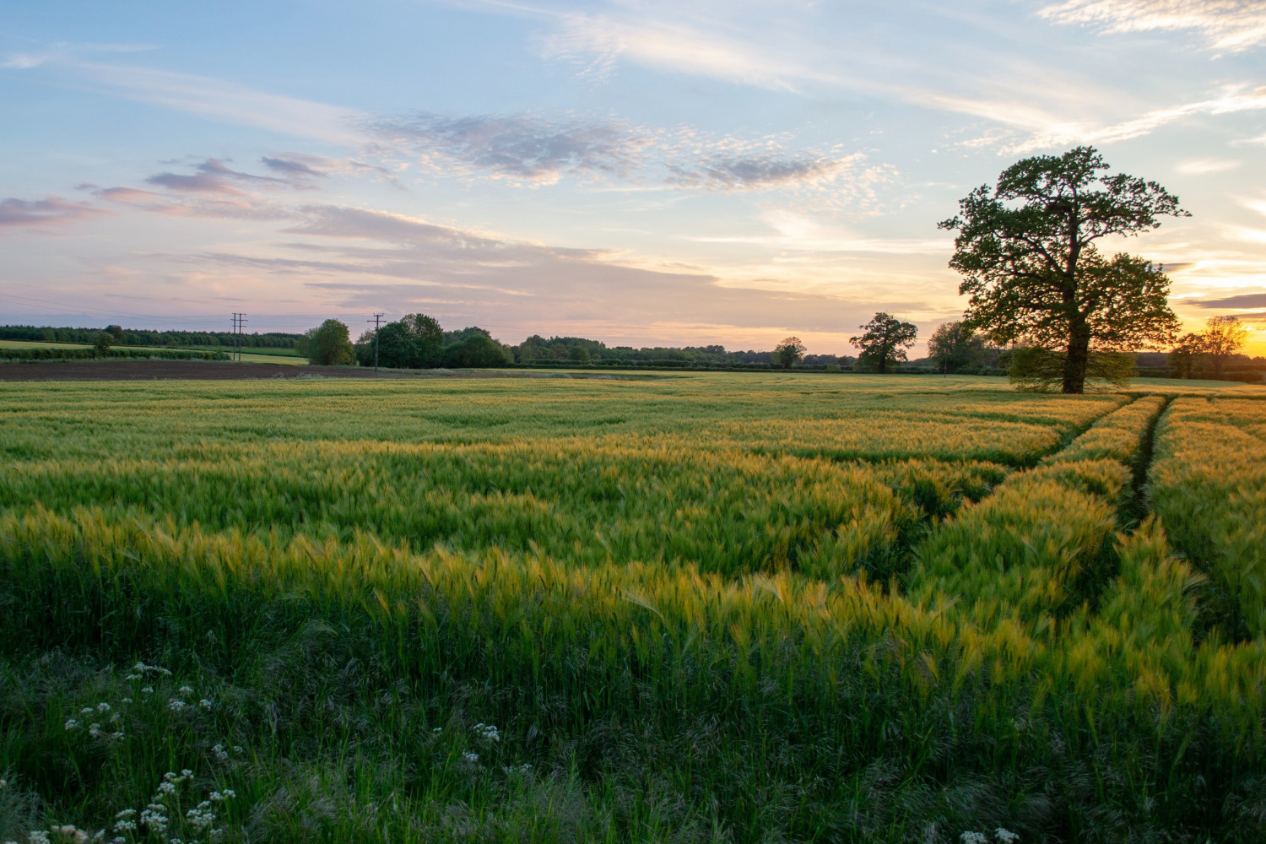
[1,373,1264,843]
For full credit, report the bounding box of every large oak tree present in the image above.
[940,146,1183,393]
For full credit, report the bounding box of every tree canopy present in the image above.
[441,333,511,368]
[926,321,987,374]
[299,319,356,366]
[850,313,917,373]
[1171,316,1250,380]
[940,146,1184,393]
[365,313,444,369]
[773,337,806,369]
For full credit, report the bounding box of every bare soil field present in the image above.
[0,360,641,381]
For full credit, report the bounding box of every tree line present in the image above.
[0,325,301,349]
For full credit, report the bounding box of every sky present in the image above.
[1,0,1264,356]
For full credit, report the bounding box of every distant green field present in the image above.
[1,373,1264,843]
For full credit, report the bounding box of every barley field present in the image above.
[1,373,1264,843]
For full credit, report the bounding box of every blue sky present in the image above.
[2,0,1264,354]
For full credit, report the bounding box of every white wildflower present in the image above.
[64,719,79,730]
[473,723,500,743]
[995,830,1019,844]
[167,699,187,713]
[199,699,213,711]
[961,834,988,844]
[157,782,176,795]
[111,821,137,833]
[121,698,132,704]
[231,746,242,754]
[139,806,168,833]
[220,789,235,799]
[178,686,194,695]
[141,687,154,694]
[185,805,216,831]
[96,703,110,713]
[88,724,102,738]
[114,811,136,820]
[463,751,479,763]
[0,778,6,788]
[28,833,51,844]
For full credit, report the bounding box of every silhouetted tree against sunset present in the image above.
[774,337,806,369]
[941,146,1183,393]
[850,313,917,373]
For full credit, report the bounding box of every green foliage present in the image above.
[362,313,444,369]
[298,319,356,366]
[940,146,1184,394]
[441,332,512,368]
[926,321,986,373]
[773,336,805,369]
[92,332,112,356]
[850,313,917,373]
[0,324,300,349]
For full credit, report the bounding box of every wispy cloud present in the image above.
[686,209,950,254]
[1176,158,1242,174]
[1192,292,1266,308]
[974,84,1266,153]
[71,62,366,145]
[0,196,106,230]
[1039,1,1266,52]
[537,11,836,91]
[667,155,859,190]
[370,110,884,202]
[261,155,329,179]
[1,40,155,69]
[371,112,653,183]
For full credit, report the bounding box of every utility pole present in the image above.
[231,313,247,361]
[368,313,384,375]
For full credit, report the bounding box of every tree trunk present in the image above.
[1063,318,1090,394]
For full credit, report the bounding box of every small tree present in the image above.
[850,313,917,373]
[1168,333,1206,379]
[300,319,356,366]
[1202,315,1248,379]
[773,337,806,369]
[927,321,984,374]
[940,146,1185,393]
[93,331,113,357]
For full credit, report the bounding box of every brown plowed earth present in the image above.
[0,360,644,382]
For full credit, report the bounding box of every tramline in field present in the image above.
[1,373,1265,843]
